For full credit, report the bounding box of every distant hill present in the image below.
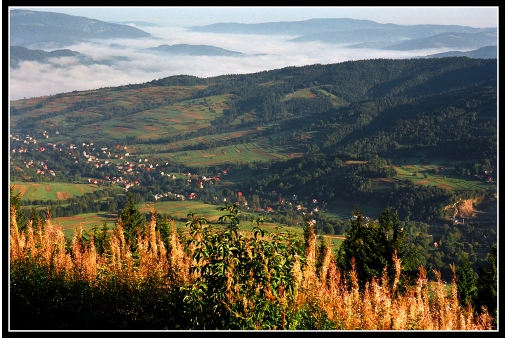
[10,57,496,164]
[145,44,244,56]
[290,28,408,45]
[189,18,387,36]
[109,21,161,27]
[10,9,151,49]
[382,32,498,51]
[10,46,79,68]
[422,45,497,59]
[190,19,497,51]
[10,46,130,68]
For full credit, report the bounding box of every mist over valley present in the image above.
[9,10,497,100]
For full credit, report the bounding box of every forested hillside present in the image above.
[10,57,497,283]
[11,57,496,158]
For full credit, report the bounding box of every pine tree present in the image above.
[120,193,145,252]
[456,257,478,309]
[91,221,110,255]
[475,245,497,324]
[10,185,25,231]
[156,212,172,250]
[338,205,407,288]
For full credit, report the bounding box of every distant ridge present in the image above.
[10,9,151,49]
[422,45,497,59]
[382,32,498,51]
[190,18,497,51]
[145,44,244,56]
[189,18,387,35]
[10,46,130,68]
[109,21,161,27]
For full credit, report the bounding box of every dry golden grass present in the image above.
[9,204,493,330]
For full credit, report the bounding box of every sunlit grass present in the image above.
[10,204,493,330]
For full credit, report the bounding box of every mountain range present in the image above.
[190,18,497,50]
[10,10,497,53]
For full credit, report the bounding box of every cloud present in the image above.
[9,27,451,101]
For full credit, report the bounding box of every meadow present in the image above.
[52,200,299,239]
[53,212,117,238]
[393,162,492,192]
[133,142,289,167]
[10,85,212,142]
[11,182,102,201]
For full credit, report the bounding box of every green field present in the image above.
[11,182,102,201]
[393,163,494,192]
[58,93,230,142]
[52,200,302,240]
[138,200,227,221]
[10,85,212,143]
[133,142,289,168]
[52,212,117,238]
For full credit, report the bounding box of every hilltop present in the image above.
[10,9,150,49]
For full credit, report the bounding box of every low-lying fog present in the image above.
[9,25,459,101]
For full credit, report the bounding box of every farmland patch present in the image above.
[252,149,281,160]
[437,184,453,190]
[143,125,160,131]
[344,160,368,165]
[111,127,133,134]
[56,192,65,200]
[13,184,28,198]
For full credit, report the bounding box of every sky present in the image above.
[11,6,499,28]
[8,6,501,100]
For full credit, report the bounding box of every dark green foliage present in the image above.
[10,185,25,230]
[218,204,240,230]
[303,221,313,250]
[456,258,478,309]
[182,205,306,329]
[155,212,172,250]
[120,193,145,252]
[388,183,454,222]
[338,206,407,288]
[29,207,44,232]
[91,221,110,255]
[475,245,497,323]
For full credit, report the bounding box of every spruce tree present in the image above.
[338,206,407,288]
[475,245,497,324]
[456,257,478,309]
[120,193,145,252]
[10,185,25,231]
[91,221,110,255]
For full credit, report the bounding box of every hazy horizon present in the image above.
[10,6,499,28]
